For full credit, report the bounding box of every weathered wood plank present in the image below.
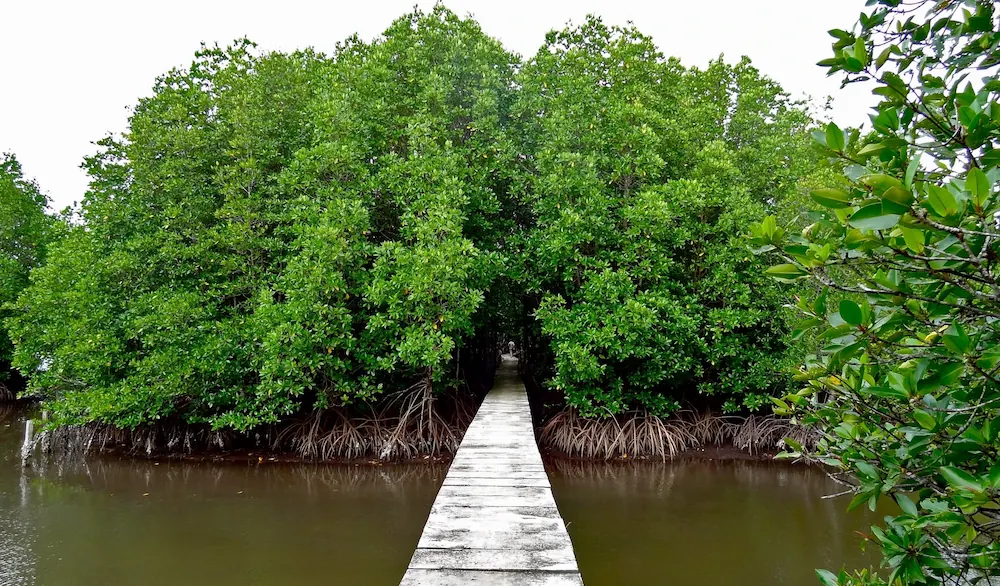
[409,548,578,571]
[416,524,573,551]
[400,569,584,586]
[427,494,556,508]
[400,356,582,585]
[441,476,552,487]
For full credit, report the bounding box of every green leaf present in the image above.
[766,264,808,282]
[810,188,852,208]
[940,466,983,492]
[825,122,845,152]
[881,186,914,214]
[816,569,839,586]
[853,37,867,66]
[839,300,863,326]
[981,149,1000,170]
[904,153,920,188]
[875,45,893,69]
[966,167,991,208]
[858,142,886,156]
[848,490,872,511]
[864,386,909,400]
[959,106,977,128]
[849,203,900,231]
[900,226,924,253]
[844,57,863,73]
[855,460,878,480]
[861,174,904,196]
[791,317,823,340]
[913,409,937,431]
[895,493,918,516]
[942,322,971,354]
[926,184,958,217]
[988,462,1000,489]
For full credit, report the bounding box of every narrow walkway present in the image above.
[400,357,582,586]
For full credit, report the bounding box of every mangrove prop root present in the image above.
[539,408,819,461]
[28,385,476,463]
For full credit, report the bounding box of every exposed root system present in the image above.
[540,408,819,461]
[274,380,475,461]
[30,382,477,463]
[34,422,238,460]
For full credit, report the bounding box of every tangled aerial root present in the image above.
[540,408,819,461]
[275,379,476,461]
[28,381,477,463]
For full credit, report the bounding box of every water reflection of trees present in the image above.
[547,457,836,493]
[0,401,24,423]
[546,457,883,581]
[23,453,448,502]
[0,405,35,586]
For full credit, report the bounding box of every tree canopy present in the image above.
[516,17,821,417]
[0,153,53,387]
[8,7,820,435]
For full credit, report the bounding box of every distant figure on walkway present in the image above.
[507,340,516,356]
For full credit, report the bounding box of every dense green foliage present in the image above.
[753,0,1000,583]
[10,41,328,427]
[9,10,516,430]
[242,9,518,427]
[9,7,820,434]
[0,153,53,387]
[515,18,819,416]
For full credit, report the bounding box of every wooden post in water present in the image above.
[40,410,50,454]
[21,419,34,466]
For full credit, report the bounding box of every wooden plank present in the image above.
[400,569,583,586]
[441,476,552,487]
[409,548,578,571]
[400,356,582,585]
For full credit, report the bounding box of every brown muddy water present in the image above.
[2,404,883,585]
[0,405,446,586]
[547,458,884,585]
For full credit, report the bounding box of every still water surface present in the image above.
[548,458,883,586]
[2,404,882,585]
[0,405,445,586]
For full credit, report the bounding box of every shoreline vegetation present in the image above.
[539,408,819,461]
[20,416,817,466]
[16,394,819,465]
[6,5,821,468]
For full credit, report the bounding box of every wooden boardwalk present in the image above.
[400,357,582,586]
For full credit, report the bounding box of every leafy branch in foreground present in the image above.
[753,1,1000,584]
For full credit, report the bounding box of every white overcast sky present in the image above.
[1,0,874,211]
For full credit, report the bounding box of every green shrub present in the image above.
[10,9,518,431]
[515,17,820,417]
[0,153,54,387]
